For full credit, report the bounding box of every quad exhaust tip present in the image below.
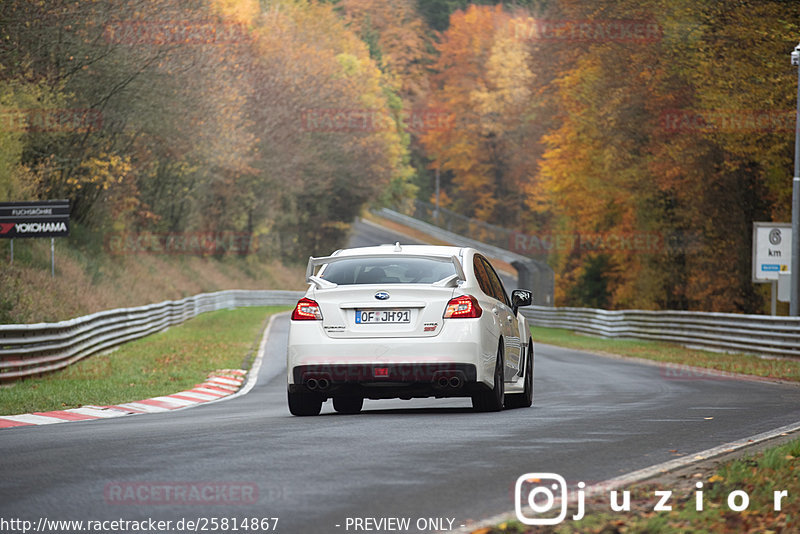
[305,377,330,390]
[435,375,463,388]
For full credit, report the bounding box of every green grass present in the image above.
[491,437,800,533]
[532,326,800,382]
[0,306,288,415]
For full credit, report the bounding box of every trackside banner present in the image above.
[0,200,70,239]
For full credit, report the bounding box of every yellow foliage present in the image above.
[71,154,132,192]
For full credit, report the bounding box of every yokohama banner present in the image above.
[0,200,70,239]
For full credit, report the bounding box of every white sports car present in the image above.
[286,244,534,416]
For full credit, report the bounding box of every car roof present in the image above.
[332,244,467,258]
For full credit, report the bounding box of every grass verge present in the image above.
[485,436,800,533]
[532,326,800,382]
[0,228,305,324]
[0,306,287,415]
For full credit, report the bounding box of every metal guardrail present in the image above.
[522,306,800,358]
[408,200,529,258]
[3,270,799,384]
[378,206,800,358]
[0,290,304,381]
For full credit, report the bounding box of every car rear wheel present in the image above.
[287,390,323,416]
[333,396,363,414]
[472,343,504,412]
[505,342,533,409]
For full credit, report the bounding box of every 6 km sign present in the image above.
[0,200,70,239]
[752,222,792,282]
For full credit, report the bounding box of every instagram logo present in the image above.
[515,473,569,525]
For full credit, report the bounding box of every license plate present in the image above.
[355,309,411,324]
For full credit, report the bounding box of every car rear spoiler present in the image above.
[305,253,467,289]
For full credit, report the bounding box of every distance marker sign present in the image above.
[752,222,791,282]
[0,200,70,239]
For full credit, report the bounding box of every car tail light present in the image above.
[292,298,323,321]
[443,295,482,319]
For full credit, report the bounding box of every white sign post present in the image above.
[753,222,793,315]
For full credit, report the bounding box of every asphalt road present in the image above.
[347,218,427,249]
[3,314,800,533]
[2,220,800,533]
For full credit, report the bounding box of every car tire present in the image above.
[333,396,363,414]
[505,342,533,409]
[287,390,323,416]
[472,343,504,412]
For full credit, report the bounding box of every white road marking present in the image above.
[173,391,218,401]
[70,407,130,418]
[153,396,197,407]
[115,402,171,413]
[207,377,242,386]
[202,311,287,406]
[0,414,66,425]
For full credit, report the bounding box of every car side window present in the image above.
[481,257,511,307]
[472,255,495,299]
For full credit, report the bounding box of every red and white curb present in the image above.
[0,370,246,429]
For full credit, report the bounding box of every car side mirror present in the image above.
[512,289,533,314]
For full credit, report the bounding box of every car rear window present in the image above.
[320,257,457,285]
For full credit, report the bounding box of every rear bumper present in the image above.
[288,363,482,399]
[287,321,497,398]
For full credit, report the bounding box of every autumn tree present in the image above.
[421,4,538,227]
[530,0,800,312]
[1,0,416,260]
